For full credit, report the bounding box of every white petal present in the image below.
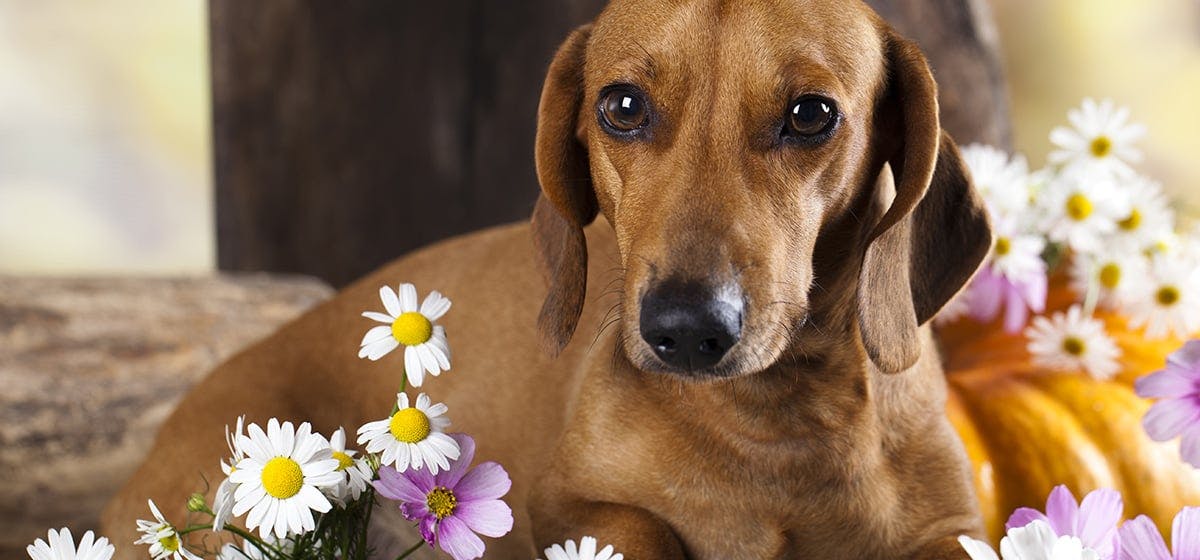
[360,325,393,346]
[420,291,452,320]
[417,343,439,375]
[380,286,402,317]
[399,283,419,312]
[405,348,425,387]
[298,485,333,514]
[366,338,400,361]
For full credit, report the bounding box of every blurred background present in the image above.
[0,0,1196,276]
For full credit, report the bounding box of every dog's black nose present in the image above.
[639,281,742,371]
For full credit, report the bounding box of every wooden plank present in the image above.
[0,275,331,557]
[213,0,1009,286]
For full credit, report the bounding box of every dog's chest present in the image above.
[655,452,906,559]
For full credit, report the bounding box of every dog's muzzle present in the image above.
[639,280,743,371]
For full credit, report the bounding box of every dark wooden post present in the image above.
[212,0,1010,287]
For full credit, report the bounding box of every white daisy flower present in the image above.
[962,144,1032,218]
[27,528,114,560]
[1068,251,1148,311]
[1039,170,1128,254]
[326,426,373,506]
[213,416,246,531]
[1049,98,1146,178]
[1128,256,1200,339]
[230,419,342,539]
[135,499,202,560]
[960,520,1099,560]
[359,283,452,387]
[1143,228,1183,260]
[1109,175,1174,249]
[356,392,459,474]
[989,217,1047,282]
[542,537,624,560]
[1025,305,1122,380]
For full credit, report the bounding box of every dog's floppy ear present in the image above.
[857,35,992,373]
[533,25,597,356]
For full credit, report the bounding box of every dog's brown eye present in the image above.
[599,87,649,133]
[786,96,838,139]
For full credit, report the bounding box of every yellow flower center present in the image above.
[1119,208,1142,231]
[1157,286,1181,307]
[391,312,433,345]
[1090,136,1112,158]
[994,237,1012,256]
[389,408,431,443]
[261,457,305,499]
[158,533,180,552]
[1066,193,1094,221]
[332,450,354,471]
[1098,263,1122,290]
[426,486,458,520]
[1062,336,1086,357]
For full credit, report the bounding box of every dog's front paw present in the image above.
[531,498,687,560]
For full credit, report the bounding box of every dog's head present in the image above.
[532,0,990,378]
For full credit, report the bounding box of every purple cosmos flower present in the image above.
[1136,340,1200,468]
[1007,485,1123,560]
[374,433,513,560]
[969,265,1048,334]
[1117,508,1200,560]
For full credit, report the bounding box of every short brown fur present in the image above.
[103,1,992,557]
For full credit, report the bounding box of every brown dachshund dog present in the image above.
[102,0,992,558]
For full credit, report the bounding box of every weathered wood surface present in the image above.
[0,275,332,558]
[866,0,1011,149]
[212,0,1012,288]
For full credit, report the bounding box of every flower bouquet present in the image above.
[936,99,1200,558]
[25,284,623,560]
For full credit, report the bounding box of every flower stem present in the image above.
[222,525,284,558]
[1083,264,1101,317]
[395,540,426,560]
[392,371,408,414]
[176,524,210,536]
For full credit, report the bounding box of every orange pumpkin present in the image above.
[939,278,1200,543]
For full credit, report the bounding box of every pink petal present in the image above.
[1119,515,1171,560]
[1007,507,1051,531]
[1173,507,1200,560]
[1182,426,1200,469]
[1044,485,1080,537]
[969,270,1004,323]
[374,466,427,503]
[405,463,437,493]
[1020,272,1048,314]
[1169,341,1200,371]
[438,434,476,489]
[418,516,437,545]
[454,499,514,538]
[401,500,433,523]
[455,462,511,502]
[1077,488,1123,554]
[1144,398,1200,441]
[1003,280,1031,334]
[437,516,486,560]
[1137,369,1200,399]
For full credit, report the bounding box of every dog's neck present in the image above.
[616,329,877,444]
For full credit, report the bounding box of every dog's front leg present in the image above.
[530,495,688,560]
